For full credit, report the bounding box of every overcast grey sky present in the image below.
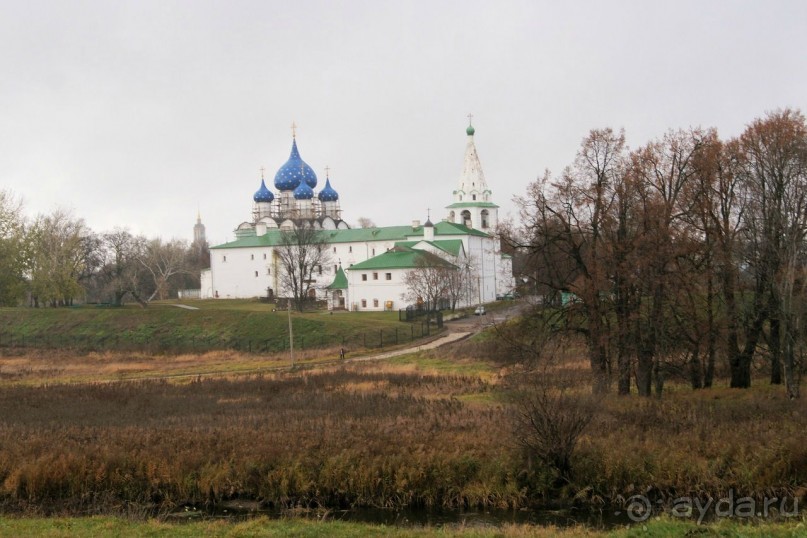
[1,0,805,245]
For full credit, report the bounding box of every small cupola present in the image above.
[253,178,274,203]
[423,214,435,241]
[318,178,339,202]
[293,181,314,200]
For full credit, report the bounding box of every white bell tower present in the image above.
[445,115,498,232]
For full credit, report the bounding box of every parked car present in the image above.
[474,305,486,316]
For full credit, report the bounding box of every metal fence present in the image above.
[398,301,449,323]
[0,320,438,356]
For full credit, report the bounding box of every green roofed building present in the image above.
[200,119,515,310]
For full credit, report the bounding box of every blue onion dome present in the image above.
[318,178,339,202]
[293,181,314,200]
[274,139,318,191]
[253,178,274,203]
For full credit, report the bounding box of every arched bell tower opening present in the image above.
[461,210,472,228]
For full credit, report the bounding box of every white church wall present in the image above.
[210,247,277,298]
[200,269,213,299]
[465,235,498,304]
[347,267,410,311]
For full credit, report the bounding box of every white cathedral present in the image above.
[200,121,514,310]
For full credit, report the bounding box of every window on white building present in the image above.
[267,268,271,275]
[254,271,258,277]
[361,299,367,308]
[361,274,367,281]
[385,273,392,280]
[263,253,267,260]
[349,246,352,253]
[373,272,378,280]
[373,299,379,307]
[222,255,227,262]
[251,254,254,260]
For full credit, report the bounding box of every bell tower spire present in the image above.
[445,117,498,231]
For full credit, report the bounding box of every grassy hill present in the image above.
[0,300,434,354]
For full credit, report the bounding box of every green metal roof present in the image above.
[394,239,465,257]
[445,201,500,209]
[211,221,489,250]
[328,266,348,289]
[347,249,457,271]
[434,221,490,237]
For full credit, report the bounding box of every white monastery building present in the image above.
[201,121,514,311]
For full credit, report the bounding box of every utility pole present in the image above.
[287,300,294,368]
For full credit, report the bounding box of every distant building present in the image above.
[201,121,514,310]
[193,211,206,247]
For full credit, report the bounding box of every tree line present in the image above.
[0,199,209,307]
[504,109,807,397]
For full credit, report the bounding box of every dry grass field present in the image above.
[0,334,806,537]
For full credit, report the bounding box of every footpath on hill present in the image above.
[107,303,525,383]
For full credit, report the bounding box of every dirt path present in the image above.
[32,302,528,385]
[344,330,473,363]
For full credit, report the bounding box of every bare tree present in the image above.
[498,310,600,484]
[513,371,600,484]
[136,237,190,301]
[275,226,331,311]
[736,110,807,394]
[401,251,458,311]
[629,128,704,396]
[510,129,627,393]
[100,229,149,307]
[356,217,376,229]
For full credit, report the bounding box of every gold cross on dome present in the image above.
[325,165,330,178]
[291,121,297,138]
[259,166,265,179]
[467,113,473,126]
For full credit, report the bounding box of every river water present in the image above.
[166,502,633,530]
